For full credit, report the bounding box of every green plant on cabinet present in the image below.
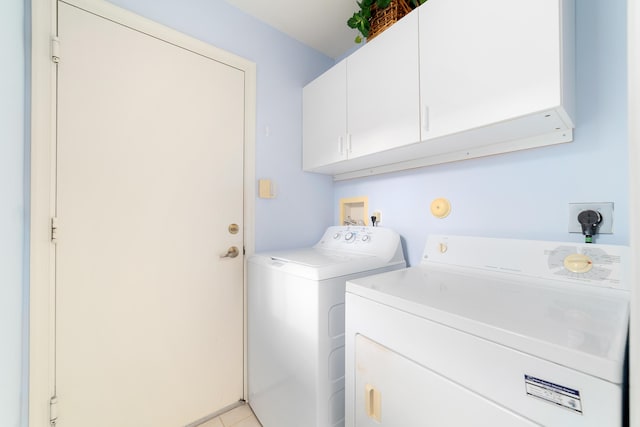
[348,0,427,43]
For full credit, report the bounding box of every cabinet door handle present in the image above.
[338,136,344,155]
[423,105,430,133]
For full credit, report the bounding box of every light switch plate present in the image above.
[258,179,275,199]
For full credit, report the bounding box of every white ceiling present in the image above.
[223,0,358,59]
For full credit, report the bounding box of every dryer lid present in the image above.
[346,238,630,384]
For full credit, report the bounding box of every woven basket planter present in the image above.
[368,0,413,41]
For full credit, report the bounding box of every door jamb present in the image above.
[629,1,639,425]
[29,1,256,425]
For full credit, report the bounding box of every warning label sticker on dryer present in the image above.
[524,375,582,414]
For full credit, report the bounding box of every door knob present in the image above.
[220,246,240,259]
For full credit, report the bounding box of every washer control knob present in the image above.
[345,232,355,242]
[361,235,370,242]
[333,232,341,240]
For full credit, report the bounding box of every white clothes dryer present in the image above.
[248,226,405,427]
[345,235,630,427]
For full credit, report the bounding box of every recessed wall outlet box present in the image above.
[568,202,613,234]
[340,196,369,226]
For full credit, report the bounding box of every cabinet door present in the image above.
[354,335,537,427]
[419,0,562,139]
[303,60,348,171]
[347,10,420,159]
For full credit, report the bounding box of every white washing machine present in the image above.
[248,226,406,427]
[345,235,630,427]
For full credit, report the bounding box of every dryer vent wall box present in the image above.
[248,226,405,427]
[345,235,629,427]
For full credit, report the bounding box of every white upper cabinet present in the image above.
[302,60,347,171]
[303,0,575,179]
[347,9,420,159]
[303,10,420,172]
[419,0,574,141]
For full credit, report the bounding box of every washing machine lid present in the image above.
[249,226,406,280]
[251,247,403,280]
[269,247,367,267]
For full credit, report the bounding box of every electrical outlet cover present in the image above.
[568,202,614,234]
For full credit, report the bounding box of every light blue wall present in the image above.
[335,0,629,266]
[3,0,628,423]
[106,0,336,251]
[1,0,26,425]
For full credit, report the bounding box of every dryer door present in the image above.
[354,335,537,427]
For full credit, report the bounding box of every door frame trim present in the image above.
[629,1,639,425]
[29,0,256,425]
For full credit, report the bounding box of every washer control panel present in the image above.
[317,226,402,259]
[331,228,372,244]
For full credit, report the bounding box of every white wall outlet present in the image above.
[568,202,614,234]
[372,211,381,224]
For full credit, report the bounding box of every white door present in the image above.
[55,2,246,426]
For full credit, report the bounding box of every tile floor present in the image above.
[197,404,262,427]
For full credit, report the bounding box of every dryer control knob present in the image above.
[333,232,341,240]
[361,235,370,242]
[563,254,593,274]
[345,232,355,241]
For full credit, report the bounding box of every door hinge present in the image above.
[50,396,59,426]
[243,246,246,255]
[51,36,60,63]
[51,217,59,243]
